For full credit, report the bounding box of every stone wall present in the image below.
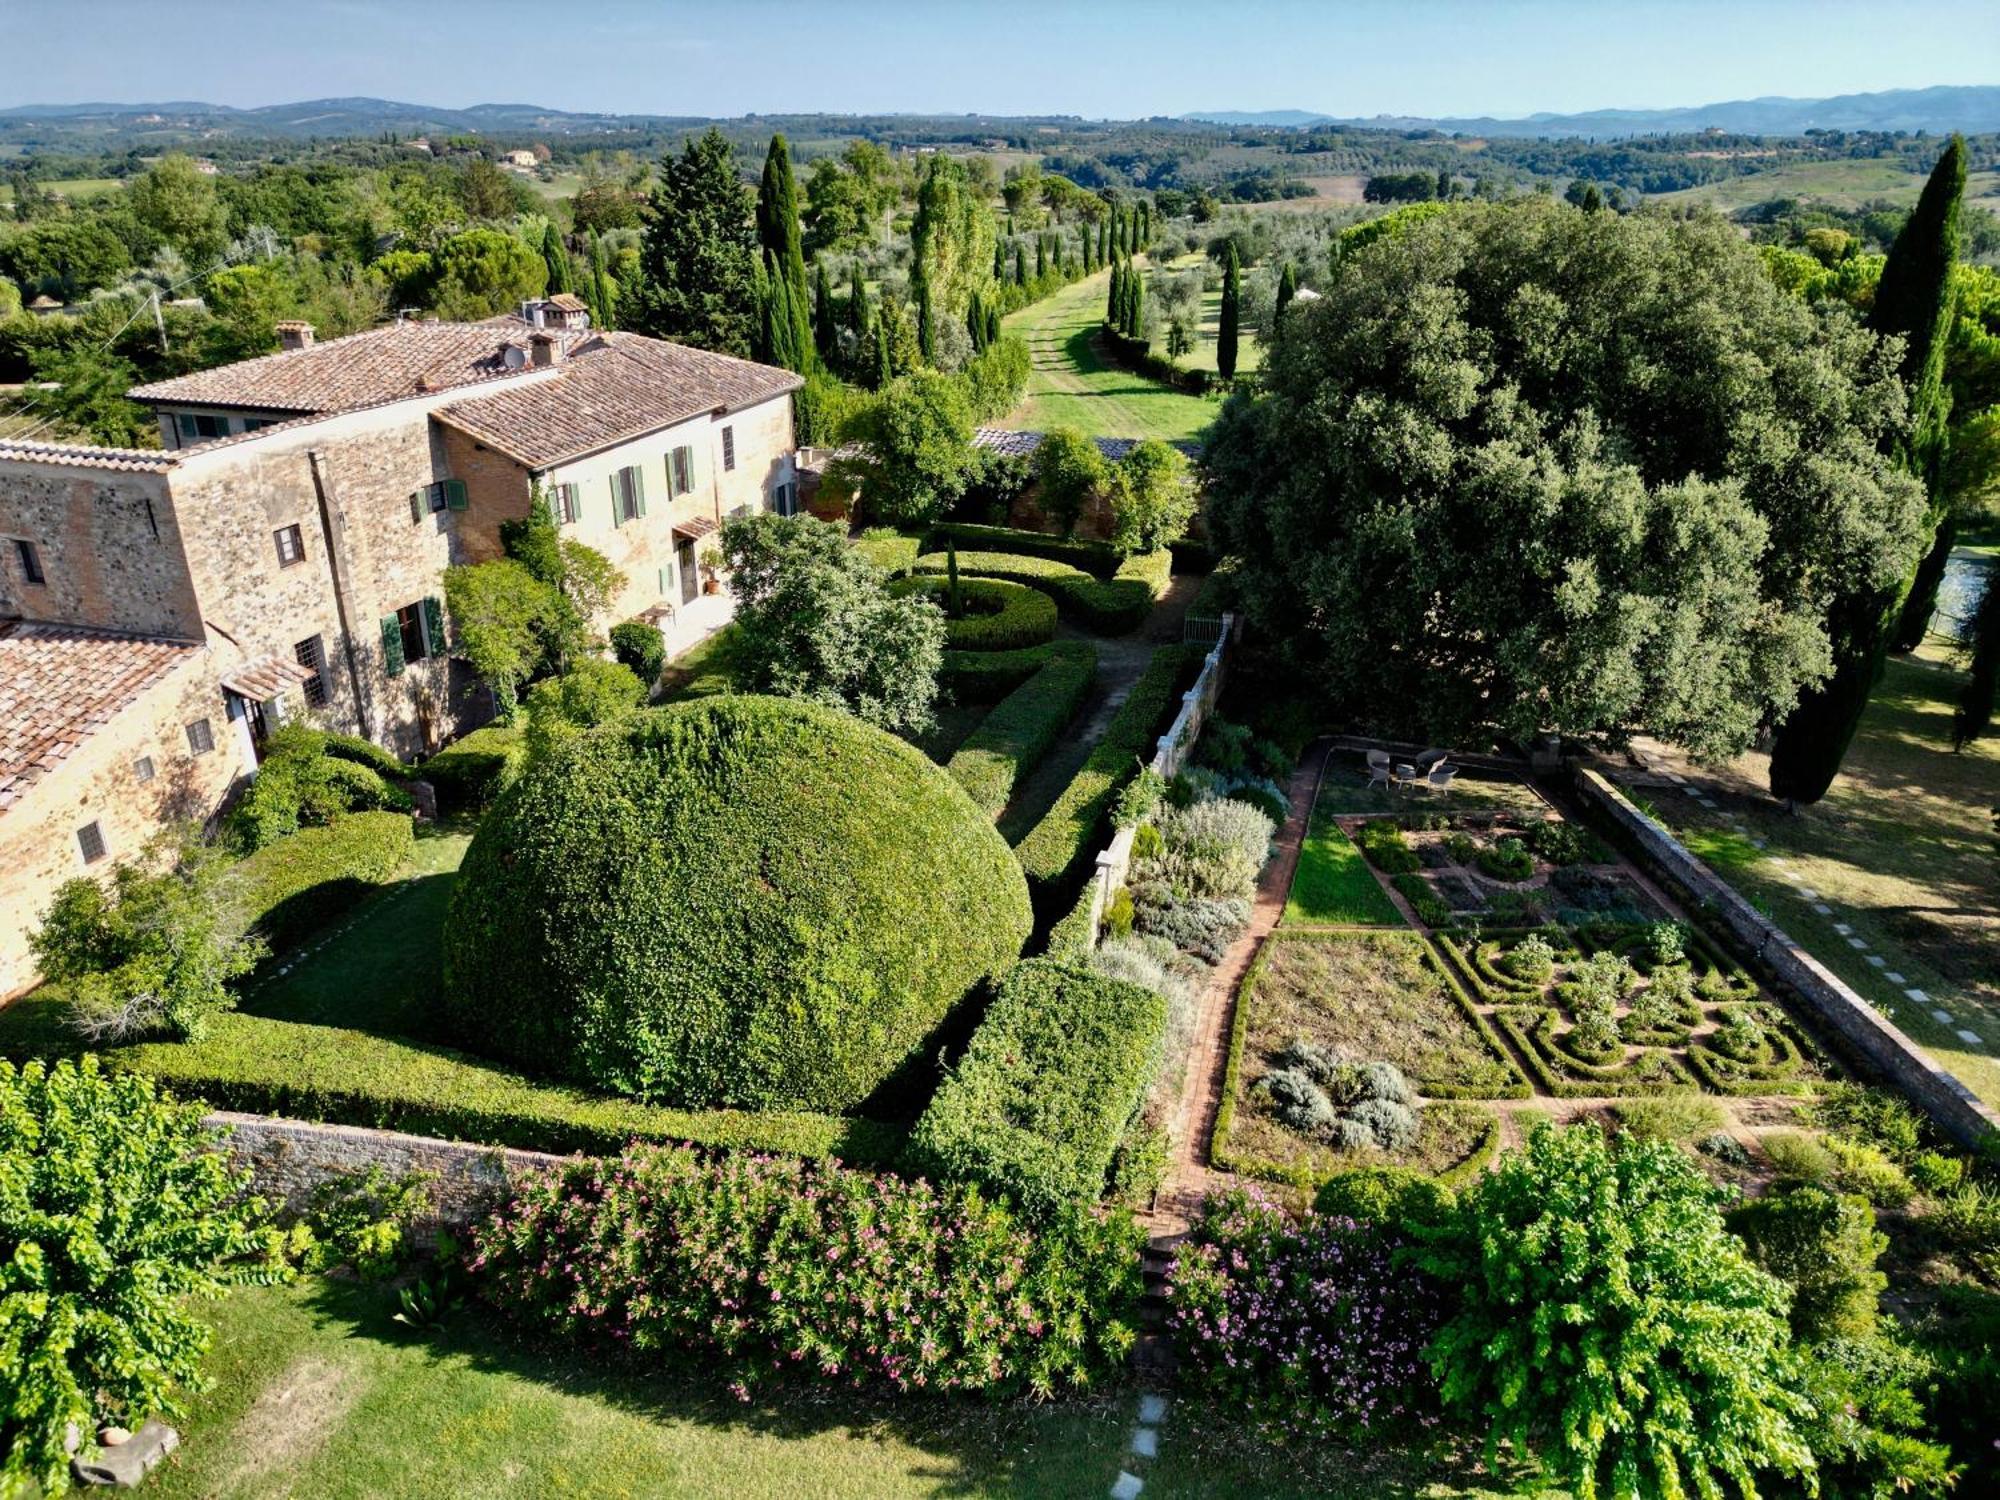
[1572,765,2000,1149]
[0,459,202,637]
[211,1112,569,1231]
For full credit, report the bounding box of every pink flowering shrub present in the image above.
[468,1143,1142,1398]
[1166,1187,1442,1440]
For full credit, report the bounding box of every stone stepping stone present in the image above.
[1906,987,1931,1004]
[1131,1428,1159,1459]
[1958,1030,1984,1047]
[1112,1472,1145,1500]
[1833,922,1853,936]
[1886,972,1905,984]
[1796,888,1820,902]
[1934,1009,1955,1024]
[1867,955,1886,968]
[1749,837,1766,849]
[1138,1394,1169,1425]
[1847,937,1868,950]
[1812,903,1833,915]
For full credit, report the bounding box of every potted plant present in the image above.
[699,543,723,595]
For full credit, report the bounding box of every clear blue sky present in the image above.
[8,0,1997,119]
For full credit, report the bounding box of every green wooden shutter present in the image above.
[444,478,468,510]
[409,491,422,524]
[422,596,447,657]
[611,472,624,527]
[380,615,405,677]
[633,466,647,517]
[658,567,669,598]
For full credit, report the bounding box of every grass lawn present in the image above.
[1619,646,2000,1108]
[656,623,750,701]
[1146,253,1264,376]
[999,270,1219,443]
[1282,814,1403,926]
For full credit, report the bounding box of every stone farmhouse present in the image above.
[0,298,802,994]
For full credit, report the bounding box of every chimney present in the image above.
[519,299,547,329]
[530,331,561,368]
[275,321,316,352]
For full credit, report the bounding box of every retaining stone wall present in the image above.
[1572,765,2000,1149]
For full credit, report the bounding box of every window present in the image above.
[611,465,645,525]
[133,755,156,784]
[13,538,43,586]
[295,634,328,707]
[381,597,444,677]
[769,480,798,517]
[185,718,214,755]
[669,445,695,496]
[547,483,581,525]
[242,417,275,432]
[408,480,468,521]
[77,822,106,864]
[273,524,305,567]
[720,426,736,472]
[175,412,229,443]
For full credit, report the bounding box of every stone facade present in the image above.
[0,461,200,637]
[0,648,249,995]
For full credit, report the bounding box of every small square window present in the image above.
[77,822,106,864]
[548,483,580,525]
[721,426,736,473]
[274,524,305,567]
[295,634,329,707]
[14,539,44,586]
[186,718,214,755]
[133,755,156,783]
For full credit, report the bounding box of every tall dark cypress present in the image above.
[540,222,573,295]
[986,303,1001,347]
[1217,242,1241,381]
[993,242,1004,280]
[1888,136,1969,650]
[1125,263,1145,337]
[1275,262,1298,321]
[967,289,987,352]
[1107,259,1124,325]
[587,229,617,331]
[1770,137,1964,804]
[847,263,869,341]
[812,261,837,364]
[1033,237,1044,281]
[755,134,813,372]
[915,269,934,364]
[1954,572,1999,749]
[1096,216,1107,267]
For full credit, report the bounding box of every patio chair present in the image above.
[1393,762,1420,789]
[1367,762,1391,789]
[1415,748,1449,771]
[1366,749,1391,771]
[1427,763,1458,791]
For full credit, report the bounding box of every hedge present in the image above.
[443,697,1032,1113]
[853,527,923,578]
[923,521,1119,576]
[230,811,414,957]
[107,1010,906,1165]
[888,575,1059,651]
[319,731,409,779]
[1014,647,1192,897]
[420,723,526,811]
[942,643,1069,704]
[1045,881,1100,960]
[913,550,1165,636]
[907,958,1166,1219]
[947,645,1098,816]
[1100,326,1214,395]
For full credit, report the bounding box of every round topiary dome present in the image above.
[441,696,1032,1112]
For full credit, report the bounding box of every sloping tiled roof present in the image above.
[972,427,1203,462]
[0,440,176,474]
[218,653,315,702]
[0,621,202,814]
[433,333,802,470]
[128,320,594,415]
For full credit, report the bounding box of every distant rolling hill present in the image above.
[1187,84,2000,138]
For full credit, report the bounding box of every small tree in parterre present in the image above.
[1415,1123,1815,1500]
[1217,241,1241,381]
[31,833,262,1043]
[825,368,978,528]
[0,1057,285,1498]
[720,511,946,734]
[1034,426,1108,537]
[1109,439,1197,556]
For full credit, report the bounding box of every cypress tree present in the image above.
[540,222,573,295]
[967,289,987,352]
[1771,137,1964,804]
[1107,259,1124,325]
[993,241,1005,280]
[874,318,892,389]
[1437,168,1453,201]
[1954,572,1998,749]
[847,263,869,341]
[587,229,617,331]
[986,303,1001,347]
[915,268,934,364]
[755,134,813,371]
[812,260,837,364]
[1275,261,1298,321]
[1097,216,1108,267]
[1887,135,1969,650]
[1034,237,1045,281]
[1217,242,1241,381]
[1126,264,1145,337]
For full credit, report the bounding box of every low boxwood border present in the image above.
[105,1010,908,1165]
[889,575,1059,651]
[942,643,1070,705]
[1493,1007,1700,1098]
[913,551,1165,636]
[946,644,1097,816]
[420,723,526,812]
[923,522,1119,576]
[1683,1004,1820,1096]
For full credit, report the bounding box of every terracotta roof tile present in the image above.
[0,440,175,474]
[0,621,202,813]
[128,319,593,415]
[433,333,801,470]
[971,426,1203,462]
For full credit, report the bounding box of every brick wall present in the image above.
[211,1111,568,1230]
[1573,765,2000,1149]
[0,649,249,995]
[0,460,202,637]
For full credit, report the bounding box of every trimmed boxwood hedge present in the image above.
[942,643,1067,704]
[421,723,526,811]
[888,575,1059,650]
[1014,647,1192,897]
[853,527,924,578]
[907,958,1166,1218]
[319,731,410,779]
[913,551,1165,636]
[443,697,1032,1113]
[923,521,1118,575]
[107,1010,906,1164]
[230,811,414,956]
[1045,881,1100,960]
[947,643,1097,816]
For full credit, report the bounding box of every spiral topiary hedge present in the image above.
[888,575,1059,650]
[442,696,1032,1112]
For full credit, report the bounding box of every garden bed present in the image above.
[1280,814,1403,926]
